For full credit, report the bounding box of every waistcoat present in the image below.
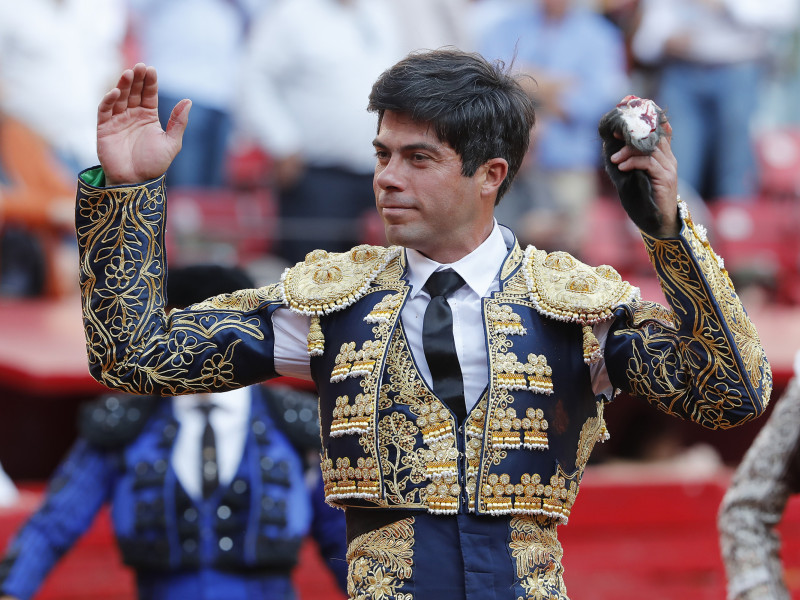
[282,242,638,524]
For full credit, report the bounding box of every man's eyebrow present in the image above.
[372,139,442,154]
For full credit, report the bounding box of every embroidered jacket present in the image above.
[0,384,347,600]
[75,169,771,528]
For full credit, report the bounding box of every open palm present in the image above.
[96,63,190,186]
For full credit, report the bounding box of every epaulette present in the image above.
[262,384,321,450]
[280,245,403,356]
[522,247,641,364]
[280,244,402,316]
[78,393,160,449]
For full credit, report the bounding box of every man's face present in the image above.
[372,111,494,264]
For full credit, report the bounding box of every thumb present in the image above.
[165,99,191,144]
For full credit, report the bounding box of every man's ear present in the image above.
[481,158,508,197]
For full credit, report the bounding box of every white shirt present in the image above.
[126,0,268,109]
[171,387,251,500]
[0,0,127,167]
[632,0,799,66]
[273,222,614,411]
[236,0,403,172]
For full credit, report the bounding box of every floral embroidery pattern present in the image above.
[509,515,568,600]
[347,517,415,600]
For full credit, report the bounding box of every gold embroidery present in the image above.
[487,304,527,335]
[365,293,404,324]
[281,245,403,316]
[629,301,676,329]
[509,515,567,600]
[494,350,554,395]
[637,198,772,426]
[464,396,487,512]
[330,340,383,383]
[347,517,415,600]
[488,406,549,450]
[582,325,601,365]
[576,402,610,471]
[523,247,639,325]
[322,455,380,500]
[307,315,324,355]
[376,327,461,513]
[331,394,374,437]
[481,472,576,520]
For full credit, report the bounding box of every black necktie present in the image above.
[198,403,219,499]
[423,269,467,422]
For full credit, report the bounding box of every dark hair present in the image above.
[367,48,535,203]
[166,264,254,309]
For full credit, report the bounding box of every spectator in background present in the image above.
[718,350,800,600]
[0,264,347,600]
[236,0,403,264]
[389,0,473,53]
[0,0,126,298]
[479,0,628,257]
[0,0,127,175]
[631,0,800,204]
[0,115,77,298]
[126,0,271,188]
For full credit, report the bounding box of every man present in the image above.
[718,350,800,600]
[75,50,770,598]
[0,265,347,600]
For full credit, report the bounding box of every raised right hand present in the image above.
[97,63,191,186]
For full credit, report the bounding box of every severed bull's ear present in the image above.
[598,96,668,236]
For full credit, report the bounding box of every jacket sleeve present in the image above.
[75,168,286,396]
[717,374,800,600]
[604,197,771,429]
[0,440,116,600]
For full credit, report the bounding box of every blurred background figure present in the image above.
[478,0,629,258]
[0,115,76,298]
[0,0,126,298]
[388,0,473,53]
[125,0,272,188]
[630,0,800,204]
[0,0,128,175]
[0,265,347,600]
[235,0,403,264]
[718,350,800,600]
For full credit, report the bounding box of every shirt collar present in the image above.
[405,220,509,299]
[172,386,251,417]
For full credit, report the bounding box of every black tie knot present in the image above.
[197,402,216,419]
[424,269,465,299]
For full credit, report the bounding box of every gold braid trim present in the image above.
[522,246,640,364]
[641,196,772,411]
[281,245,402,316]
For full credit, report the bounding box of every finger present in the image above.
[112,67,136,115]
[165,99,192,145]
[140,65,159,110]
[126,63,149,109]
[98,87,121,124]
[616,153,663,173]
[610,144,636,164]
[661,120,673,142]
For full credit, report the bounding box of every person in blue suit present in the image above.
[0,264,347,600]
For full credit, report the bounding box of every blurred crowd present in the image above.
[1,0,799,302]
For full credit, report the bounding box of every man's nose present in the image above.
[375,158,404,191]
